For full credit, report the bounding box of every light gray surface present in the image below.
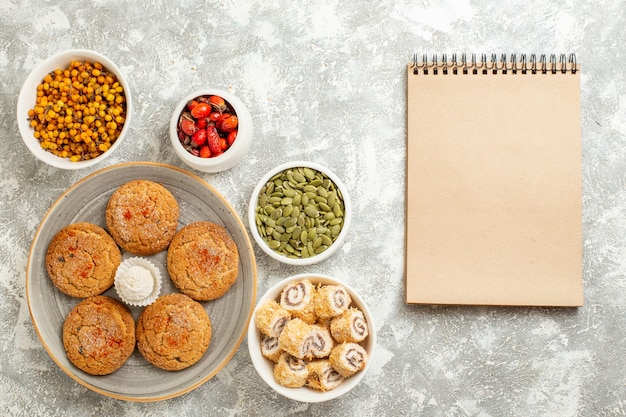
[0,1,624,416]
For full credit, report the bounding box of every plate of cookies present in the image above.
[26,162,257,402]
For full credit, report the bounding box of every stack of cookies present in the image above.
[45,179,239,375]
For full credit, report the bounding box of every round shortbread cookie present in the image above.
[62,295,135,375]
[167,222,239,301]
[105,180,179,255]
[46,222,121,298]
[136,293,212,371]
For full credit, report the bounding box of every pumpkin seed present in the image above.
[318,202,331,212]
[292,172,306,183]
[314,245,329,254]
[267,240,281,249]
[304,205,319,218]
[270,208,282,220]
[327,192,336,207]
[320,234,333,246]
[303,167,316,179]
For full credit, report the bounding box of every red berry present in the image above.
[227,130,237,145]
[209,95,225,106]
[187,100,198,110]
[199,145,211,158]
[209,95,227,112]
[209,111,221,122]
[220,115,238,132]
[197,117,207,129]
[215,113,230,130]
[206,125,222,154]
[191,102,211,119]
[180,118,197,135]
[192,128,207,146]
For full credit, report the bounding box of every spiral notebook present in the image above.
[405,53,583,306]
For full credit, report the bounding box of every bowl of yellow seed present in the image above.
[17,49,132,169]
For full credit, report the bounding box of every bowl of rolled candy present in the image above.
[247,273,375,402]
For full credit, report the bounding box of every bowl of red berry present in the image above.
[170,88,253,172]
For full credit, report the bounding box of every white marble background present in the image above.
[1,0,625,416]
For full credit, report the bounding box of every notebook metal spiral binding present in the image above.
[411,53,577,75]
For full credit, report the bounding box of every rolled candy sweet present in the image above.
[307,359,345,391]
[273,353,309,388]
[306,324,335,360]
[255,300,291,337]
[313,284,351,320]
[280,279,317,324]
[260,334,283,362]
[330,307,369,343]
[278,318,314,359]
[329,342,368,378]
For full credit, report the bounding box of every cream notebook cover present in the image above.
[405,53,583,306]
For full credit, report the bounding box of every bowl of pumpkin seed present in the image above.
[248,161,351,265]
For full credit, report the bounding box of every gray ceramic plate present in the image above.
[26,162,257,402]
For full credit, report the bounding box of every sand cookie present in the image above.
[46,222,121,298]
[62,295,135,376]
[136,293,212,371]
[167,222,239,301]
[105,180,179,255]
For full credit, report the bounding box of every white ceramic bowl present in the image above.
[248,161,351,265]
[170,88,253,173]
[247,273,375,403]
[17,49,132,170]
